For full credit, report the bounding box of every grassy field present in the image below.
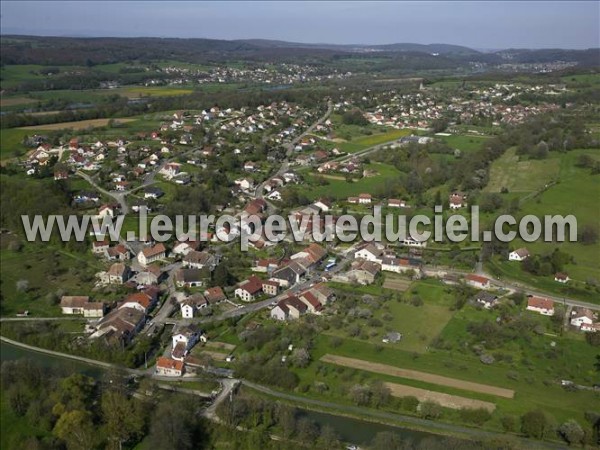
[320,354,514,398]
[485,147,561,194]
[486,149,600,284]
[301,162,402,200]
[18,117,137,131]
[0,242,103,317]
[325,279,458,353]
[0,96,38,108]
[438,134,492,153]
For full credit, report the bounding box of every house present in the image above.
[381,257,419,274]
[243,161,257,172]
[465,274,491,290]
[172,240,200,256]
[299,291,322,314]
[235,275,264,302]
[387,199,407,208]
[60,296,90,315]
[554,272,570,284]
[382,332,402,343]
[204,287,227,304]
[174,268,204,288]
[137,243,167,266]
[97,204,115,219]
[100,263,130,285]
[270,300,290,321]
[130,265,163,286]
[54,169,69,181]
[119,291,157,314]
[358,193,372,205]
[354,243,384,263]
[284,296,308,319]
[346,259,381,285]
[509,248,530,261]
[311,283,335,305]
[171,325,203,360]
[291,243,327,267]
[570,307,596,329]
[526,296,555,316]
[107,244,130,261]
[60,296,106,318]
[472,292,499,309]
[182,251,216,270]
[155,357,184,377]
[181,294,208,318]
[144,187,164,200]
[262,280,280,297]
[91,306,145,344]
[234,178,255,191]
[92,240,110,255]
[314,198,332,213]
[449,192,467,210]
[271,262,305,288]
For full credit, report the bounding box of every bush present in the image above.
[558,420,584,445]
[459,408,492,426]
[521,409,552,439]
[401,396,420,412]
[419,401,442,420]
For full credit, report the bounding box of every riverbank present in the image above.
[0,336,568,449]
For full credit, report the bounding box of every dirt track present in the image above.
[321,354,515,398]
[384,382,496,411]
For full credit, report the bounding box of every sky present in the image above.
[1,1,599,50]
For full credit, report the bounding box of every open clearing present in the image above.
[204,341,236,352]
[0,97,37,107]
[199,351,229,361]
[383,382,496,411]
[382,276,412,292]
[18,118,136,131]
[320,354,515,398]
[485,147,560,193]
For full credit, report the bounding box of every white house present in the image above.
[465,274,491,290]
[354,243,384,263]
[137,244,167,266]
[234,276,263,302]
[526,296,555,316]
[509,248,530,261]
[156,357,184,377]
[554,273,570,284]
[570,307,595,329]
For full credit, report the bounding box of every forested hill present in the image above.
[1,35,598,67]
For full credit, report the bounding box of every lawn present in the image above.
[305,319,597,426]
[0,243,102,317]
[0,128,33,159]
[487,149,600,284]
[301,162,402,201]
[18,117,137,131]
[484,147,561,194]
[438,134,492,153]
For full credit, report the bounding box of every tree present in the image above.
[148,400,193,450]
[419,400,443,419]
[370,380,391,408]
[579,224,599,245]
[53,410,97,450]
[401,396,419,412]
[501,414,518,432]
[101,390,145,450]
[521,409,551,439]
[316,425,340,450]
[370,431,405,450]
[291,348,311,368]
[558,420,584,445]
[349,384,371,406]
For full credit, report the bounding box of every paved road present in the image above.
[255,100,333,200]
[76,171,130,214]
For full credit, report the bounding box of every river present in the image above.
[1,340,450,447]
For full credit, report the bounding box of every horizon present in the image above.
[1,1,598,50]
[1,33,599,52]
